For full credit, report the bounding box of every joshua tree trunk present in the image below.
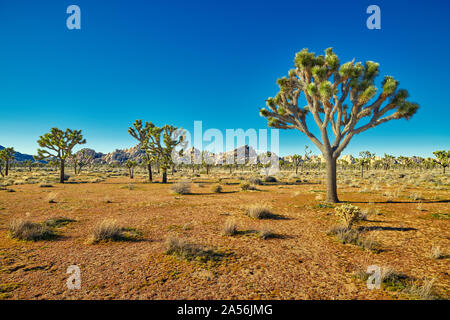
[360,164,364,178]
[295,165,299,174]
[147,163,153,182]
[325,154,339,203]
[162,169,167,183]
[5,159,9,176]
[60,159,65,184]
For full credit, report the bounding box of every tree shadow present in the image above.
[359,226,417,232]
[346,200,449,204]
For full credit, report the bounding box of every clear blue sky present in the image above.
[0,0,449,157]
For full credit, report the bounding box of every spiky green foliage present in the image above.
[144,124,184,183]
[70,149,93,174]
[128,120,157,182]
[35,128,86,183]
[358,151,375,178]
[0,147,15,176]
[125,160,137,179]
[433,150,449,174]
[260,47,419,202]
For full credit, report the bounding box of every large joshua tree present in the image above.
[0,147,15,176]
[36,128,86,183]
[128,120,157,182]
[260,48,419,202]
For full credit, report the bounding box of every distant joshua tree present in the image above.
[0,147,15,176]
[36,128,86,183]
[433,150,449,174]
[382,154,395,170]
[24,160,33,172]
[128,120,157,182]
[201,150,214,175]
[125,160,137,179]
[260,48,419,202]
[143,124,184,183]
[358,151,374,178]
[71,149,93,174]
[291,154,301,174]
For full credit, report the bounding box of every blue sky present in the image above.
[0,0,449,157]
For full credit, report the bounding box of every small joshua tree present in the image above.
[201,150,214,175]
[433,150,449,174]
[125,160,137,179]
[24,160,33,172]
[128,120,157,182]
[358,151,374,178]
[71,149,93,174]
[145,124,184,183]
[0,147,15,176]
[36,128,86,183]
[260,48,419,202]
[291,154,301,174]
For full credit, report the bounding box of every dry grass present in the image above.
[246,204,274,219]
[259,227,275,239]
[87,219,141,243]
[222,220,237,236]
[170,181,191,195]
[8,219,55,241]
[46,192,58,203]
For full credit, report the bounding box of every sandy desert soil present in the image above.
[0,171,448,300]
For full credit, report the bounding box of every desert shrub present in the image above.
[405,278,438,300]
[171,181,191,195]
[429,245,445,259]
[329,226,380,252]
[259,227,275,239]
[211,184,222,193]
[222,220,237,236]
[47,192,57,203]
[87,219,142,243]
[8,219,55,241]
[248,177,263,185]
[165,236,227,263]
[408,192,424,200]
[240,181,250,190]
[264,176,277,183]
[334,204,361,229]
[246,204,274,219]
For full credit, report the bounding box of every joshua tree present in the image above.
[128,120,157,182]
[71,149,93,174]
[36,128,86,183]
[358,151,374,178]
[201,150,214,175]
[144,124,184,183]
[0,147,15,176]
[24,160,33,172]
[433,150,449,174]
[291,154,301,174]
[125,160,137,179]
[382,154,395,170]
[260,48,419,202]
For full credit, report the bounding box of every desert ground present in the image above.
[0,168,448,300]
